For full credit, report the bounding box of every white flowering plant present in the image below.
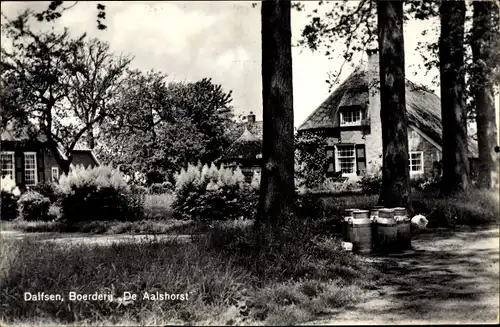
[172,163,258,221]
[56,165,143,223]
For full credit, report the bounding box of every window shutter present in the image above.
[15,152,24,185]
[355,144,366,175]
[326,146,336,176]
[37,151,44,183]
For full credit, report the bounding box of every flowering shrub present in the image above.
[30,181,58,202]
[56,165,144,223]
[172,163,258,221]
[1,176,20,220]
[17,191,51,221]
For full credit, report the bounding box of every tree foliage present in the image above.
[34,1,107,30]
[299,0,377,90]
[63,38,131,149]
[96,71,236,182]
[0,12,129,173]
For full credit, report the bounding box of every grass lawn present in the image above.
[0,188,497,325]
[0,219,380,326]
[0,219,197,235]
[3,188,498,236]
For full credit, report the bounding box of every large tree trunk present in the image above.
[257,0,295,234]
[376,0,412,213]
[471,1,499,189]
[439,0,469,195]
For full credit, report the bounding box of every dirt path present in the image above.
[306,226,500,325]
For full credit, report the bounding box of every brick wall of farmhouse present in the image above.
[43,149,61,182]
[408,127,441,178]
[322,51,441,181]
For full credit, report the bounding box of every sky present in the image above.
[1,1,498,132]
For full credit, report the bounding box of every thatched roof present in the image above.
[219,127,262,162]
[298,62,478,158]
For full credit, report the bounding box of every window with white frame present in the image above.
[24,152,37,186]
[51,167,60,181]
[1,152,15,180]
[337,145,356,174]
[409,151,424,174]
[340,108,362,126]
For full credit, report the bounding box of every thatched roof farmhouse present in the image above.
[298,49,478,180]
[221,49,479,182]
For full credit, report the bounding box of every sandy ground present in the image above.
[305,226,500,325]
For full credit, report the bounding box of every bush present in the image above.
[148,181,174,194]
[17,191,51,221]
[130,184,148,195]
[172,163,258,221]
[305,179,361,195]
[144,193,175,219]
[56,165,144,223]
[296,194,326,220]
[29,181,58,202]
[48,204,62,220]
[1,176,20,221]
[1,192,19,221]
[357,175,381,195]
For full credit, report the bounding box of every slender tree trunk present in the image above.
[439,0,469,195]
[257,0,295,235]
[471,1,499,189]
[45,104,72,175]
[376,0,412,213]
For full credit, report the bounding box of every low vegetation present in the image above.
[0,219,196,235]
[412,188,500,227]
[143,193,175,220]
[0,218,378,326]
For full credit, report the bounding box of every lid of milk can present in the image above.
[353,210,370,219]
[393,207,407,216]
[378,208,395,218]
